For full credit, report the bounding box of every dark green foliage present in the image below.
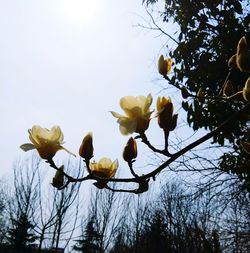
[73,216,101,253]
[145,0,250,187]
[164,0,249,139]
[220,151,250,190]
[109,233,132,253]
[7,212,37,251]
[110,210,223,253]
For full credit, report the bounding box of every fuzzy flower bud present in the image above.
[158,55,172,76]
[123,137,137,163]
[157,96,174,130]
[79,132,94,160]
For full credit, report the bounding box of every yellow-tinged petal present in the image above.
[89,157,118,179]
[158,55,172,76]
[120,96,137,110]
[110,111,126,119]
[119,118,137,135]
[99,157,112,167]
[28,129,40,146]
[144,94,153,113]
[157,96,172,112]
[112,94,153,135]
[50,126,64,143]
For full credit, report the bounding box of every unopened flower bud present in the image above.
[52,166,64,189]
[157,96,174,130]
[123,137,137,162]
[79,132,94,160]
[243,77,250,102]
[158,55,172,76]
[223,80,234,97]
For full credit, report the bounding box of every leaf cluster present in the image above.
[147,0,250,184]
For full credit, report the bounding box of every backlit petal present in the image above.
[110,111,126,119]
[119,118,137,135]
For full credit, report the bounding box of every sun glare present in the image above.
[62,0,97,25]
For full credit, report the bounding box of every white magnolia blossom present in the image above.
[111,94,153,135]
[20,125,74,159]
[89,158,118,179]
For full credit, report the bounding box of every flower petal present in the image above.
[144,94,153,113]
[119,118,137,135]
[50,126,64,142]
[99,157,112,168]
[20,143,36,152]
[111,159,119,170]
[120,96,138,112]
[110,111,126,119]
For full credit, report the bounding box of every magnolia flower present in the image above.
[89,158,118,179]
[111,94,153,135]
[79,132,94,160]
[20,125,75,160]
[158,55,173,76]
[236,36,250,73]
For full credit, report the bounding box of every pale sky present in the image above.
[0,0,180,179]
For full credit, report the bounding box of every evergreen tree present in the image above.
[7,212,37,252]
[73,216,101,253]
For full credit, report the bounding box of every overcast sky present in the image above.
[0,0,181,179]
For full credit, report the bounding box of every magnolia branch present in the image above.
[47,102,250,193]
